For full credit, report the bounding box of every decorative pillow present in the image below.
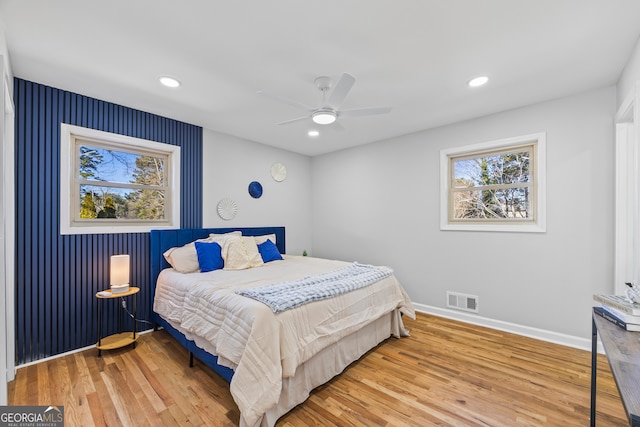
[223,236,264,270]
[257,239,283,263]
[254,233,276,245]
[163,232,240,273]
[163,243,200,273]
[209,231,242,240]
[194,241,224,272]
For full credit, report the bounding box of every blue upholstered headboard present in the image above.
[149,227,285,317]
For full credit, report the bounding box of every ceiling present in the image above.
[1,1,640,156]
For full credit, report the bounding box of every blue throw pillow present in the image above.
[257,239,283,263]
[194,241,224,272]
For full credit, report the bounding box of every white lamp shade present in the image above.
[110,254,130,286]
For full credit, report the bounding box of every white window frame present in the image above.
[440,132,546,233]
[60,123,181,235]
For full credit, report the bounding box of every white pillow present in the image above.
[163,231,242,273]
[223,236,264,270]
[209,231,242,240]
[163,242,200,273]
[244,237,266,268]
[254,233,276,245]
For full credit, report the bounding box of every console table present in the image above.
[591,309,640,426]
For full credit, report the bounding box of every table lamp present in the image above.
[110,254,130,294]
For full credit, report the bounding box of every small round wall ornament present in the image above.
[248,181,263,199]
[270,162,287,182]
[217,197,238,220]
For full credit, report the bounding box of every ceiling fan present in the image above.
[257,73,391,127]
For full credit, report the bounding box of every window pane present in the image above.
[453,150,530,187]
[452,187,531,219]
[79,145,165,187]
[79,185,165,220]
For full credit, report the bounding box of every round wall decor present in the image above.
[217,197,238,220]
[270,162,287,182]
[248,181,263,198]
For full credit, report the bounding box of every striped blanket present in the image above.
[236,262,393,313]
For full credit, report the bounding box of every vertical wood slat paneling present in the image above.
[14,78,202,364]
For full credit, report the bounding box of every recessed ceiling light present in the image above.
[468,76,489,88]
[308,130,320,137]
[159,76,181,88]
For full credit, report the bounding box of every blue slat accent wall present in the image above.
[13,78,203,364]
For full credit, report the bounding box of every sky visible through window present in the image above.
[453,152,530,187]
[81,146,139,183]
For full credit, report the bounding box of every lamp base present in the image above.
[110,284,130,294]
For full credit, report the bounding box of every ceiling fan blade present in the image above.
[256,90,314,112]
[339,106,392,118]
[330,121,346,131]
[277,116,310,126]
[327,73,356,107]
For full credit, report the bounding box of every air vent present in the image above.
[446,291,479,313]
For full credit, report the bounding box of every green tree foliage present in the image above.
[129,156,165,220]
[79,146,103,219]
[79,146,103,179]
[111,193,129,219]
[97,196,117,218]
[80,192,97,218]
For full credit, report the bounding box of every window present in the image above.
[60,124,181,234]
[440,133,546,232]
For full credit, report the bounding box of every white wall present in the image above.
[311,86,616,342]
[0,23,12,90]
[0,16,13,406]
[0,56,7,408]
[202,129,313,255]
[617,35,640,106]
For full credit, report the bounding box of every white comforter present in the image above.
[153,255,415,427]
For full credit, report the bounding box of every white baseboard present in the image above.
[414,303,604,354]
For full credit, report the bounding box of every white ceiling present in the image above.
[1,0,640,156]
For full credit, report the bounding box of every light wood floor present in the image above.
[8,313,627,426]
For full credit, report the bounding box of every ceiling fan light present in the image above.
[312,111,337,125]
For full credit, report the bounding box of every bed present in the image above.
[150,227,415,427]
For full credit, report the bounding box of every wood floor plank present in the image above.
[84,350,122,427]
[123,350,169,414]
[57,352,84,427]
[85,392,107,427]
[74,352,97,396]
[8,313,629,426]
[64,355,96,427]
[36,360,52,404]
[42,358,63,405]
[100,362,138,426]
